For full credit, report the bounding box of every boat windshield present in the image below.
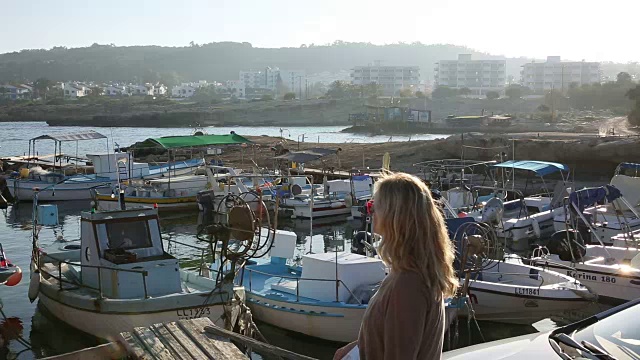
[572,304,640,359]
[106,220,152,250]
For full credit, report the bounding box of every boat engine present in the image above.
[481,197,504,225]
[351,231,375,256]
[546,230,586,261]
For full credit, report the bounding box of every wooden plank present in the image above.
[150,323,193,360]
[164,321,209,360]
[189,318,249,359]
[41,343,125,360]
[133,326,174,360]
[119,332,152,360]
[178,319,248,360]
[204,324,318,360]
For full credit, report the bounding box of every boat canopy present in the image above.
[145,133,253,149]
[30,130,107,142]
[493,160,568,177]
[569,185,622,212]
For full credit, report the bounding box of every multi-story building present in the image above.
[521,56,601,93]
[434,54,506,96]
[239,67,306,95]
[63,82,90,98]
[351,61,420,96]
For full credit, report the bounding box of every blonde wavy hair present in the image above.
[374,172,458,299]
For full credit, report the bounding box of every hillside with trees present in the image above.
[0,42,528,83]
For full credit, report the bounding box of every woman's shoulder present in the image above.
[387,271,439,302]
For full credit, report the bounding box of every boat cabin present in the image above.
[80,207,181,299]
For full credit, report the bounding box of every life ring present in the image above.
[530,219,541,239]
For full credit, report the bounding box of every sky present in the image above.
[3,0,637,63]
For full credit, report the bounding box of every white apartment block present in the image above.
[351,61,420,96]
[239,67,306,94]
[434,54,506,96]
[225,80,245,98]
[521,56,601,93]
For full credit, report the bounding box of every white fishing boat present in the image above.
[94,173,209,211]
[29,193,244,340]
[280,177,372,219]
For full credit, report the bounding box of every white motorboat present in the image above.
[553,163,640,244]
[461,161,571,251]
[280,177,372,219]
[449,218,594,324]
[527,199,640,305]
[463,258,594,324]
[30,195,244,339]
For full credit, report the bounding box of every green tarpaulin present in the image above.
[147,133,253,149]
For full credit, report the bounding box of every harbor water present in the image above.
[0,122,606,359]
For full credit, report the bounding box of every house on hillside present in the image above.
[171,84,197,98]
[103,85,127,96]
[127,84,154,96]
[153,84,167,96]
[63,82,88,98]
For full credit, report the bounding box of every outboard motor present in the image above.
[546,230,586,261]
[352,231,375,256]
[197,190,213,213]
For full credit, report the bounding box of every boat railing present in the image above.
[243,267,364,305]
[165,238,212,277]
[37,250,151,300]
[474,271,546,287]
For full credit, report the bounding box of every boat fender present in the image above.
[331,202,343,208]
[344,194,353,207]
[5,266,22,286]
[530,219,541,239]
[28,270,40,303]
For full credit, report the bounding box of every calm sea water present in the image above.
[0,122,447,159]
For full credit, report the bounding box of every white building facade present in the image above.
[521,56,601,93]
[225,80,245,98]
[351,61,420,96]
[239,67,306,95]
[63,82,89,98]
[434,54,506,96]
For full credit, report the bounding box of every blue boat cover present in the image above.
[352,175,371,181]
[569,185,622,212]
[493,160,569,177]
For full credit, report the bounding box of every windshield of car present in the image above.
[572,304,640,360]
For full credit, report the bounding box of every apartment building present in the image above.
[434,54,506,96]
[351,61,420,96]
[521,56,601,93]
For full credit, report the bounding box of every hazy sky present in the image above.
[3,0,637,62]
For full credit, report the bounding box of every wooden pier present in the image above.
[45,317,317,360]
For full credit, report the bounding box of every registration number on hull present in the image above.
[566,271,617,284]
[515,288,540,296]
[177,307,211,320]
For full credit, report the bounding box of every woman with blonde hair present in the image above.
[335,172,458,360]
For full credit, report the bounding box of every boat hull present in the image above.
[7,179,112,201]
[38,291,237,340]
[528,258,640,306]
[95,195,198,211]
[465,284,588,324]
[246,292,365,342]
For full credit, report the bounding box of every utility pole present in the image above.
[298,76,302,100]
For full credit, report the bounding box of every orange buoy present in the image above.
[5,267,22,286]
